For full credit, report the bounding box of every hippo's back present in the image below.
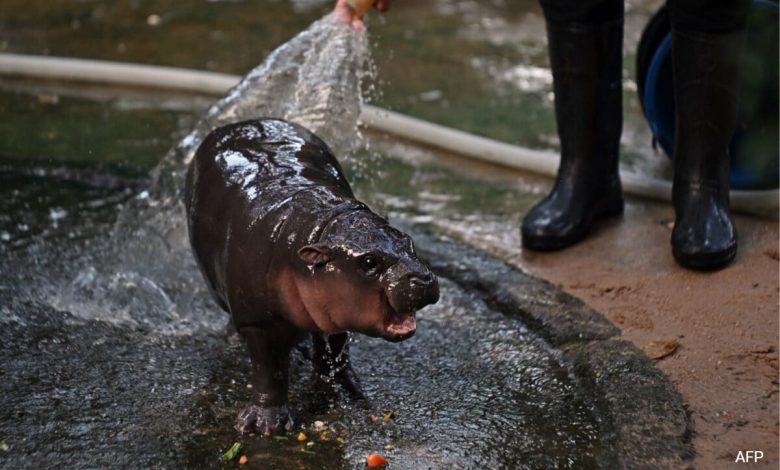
[187,118,352,203]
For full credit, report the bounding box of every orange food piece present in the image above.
[238,455,248,465]
[366,453,387,467]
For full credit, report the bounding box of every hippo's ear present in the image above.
[298,244,332,266]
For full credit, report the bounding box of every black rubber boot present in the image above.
[670,27,744,270]
[521,19,625,251]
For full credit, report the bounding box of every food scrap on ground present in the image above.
[297,432,307,442]
[643,339,681,360]
[366,452,388,467]
[370,410,396,425]
[238,455,248,465]
[313,420,327,432]
[221,442,242,461]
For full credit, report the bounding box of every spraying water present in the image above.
[51,12,372,334]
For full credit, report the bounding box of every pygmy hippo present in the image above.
[185,118,439,434]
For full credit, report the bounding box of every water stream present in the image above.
[45,12,371,335]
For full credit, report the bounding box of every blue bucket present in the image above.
[639,0,779,190]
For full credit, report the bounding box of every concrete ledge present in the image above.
[566,339,694,468]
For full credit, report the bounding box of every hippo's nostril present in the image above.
[409,273,435,288]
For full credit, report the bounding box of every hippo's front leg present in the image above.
[236,325,297,435]
[312,332,365,400]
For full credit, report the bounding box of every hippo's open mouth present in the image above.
[383,298,417,341]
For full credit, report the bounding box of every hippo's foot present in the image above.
[314,363,366,401]
[235,404,294,435]
[335,364,366,400]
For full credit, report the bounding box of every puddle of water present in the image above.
[0,86,194,170]
[1,234,609,468]
[183,279,606,469]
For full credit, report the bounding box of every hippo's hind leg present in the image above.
[312,332,365,400]
[208,291,242,348]
[236,325,298,435]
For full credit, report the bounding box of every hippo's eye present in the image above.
[359,255,379,274]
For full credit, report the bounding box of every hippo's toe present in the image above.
[235,404,294,435]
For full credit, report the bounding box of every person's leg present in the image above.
[521,0,625,251]
[667,0,750,269]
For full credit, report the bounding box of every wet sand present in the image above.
[517,198,779,469]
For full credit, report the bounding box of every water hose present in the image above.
[0,53,776,217]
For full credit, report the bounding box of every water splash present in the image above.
[52,12,373,334]
[151,12,369,201]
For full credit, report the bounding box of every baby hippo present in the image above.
[185,118,439,434]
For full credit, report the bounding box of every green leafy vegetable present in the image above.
[222,442,242,461]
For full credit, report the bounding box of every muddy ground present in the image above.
[514,189,779,469]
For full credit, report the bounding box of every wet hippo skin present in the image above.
[185,118,439,434]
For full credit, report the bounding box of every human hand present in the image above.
[335,0,390,30]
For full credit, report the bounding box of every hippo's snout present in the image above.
[387,267,440,315]
[404,271,439,307]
